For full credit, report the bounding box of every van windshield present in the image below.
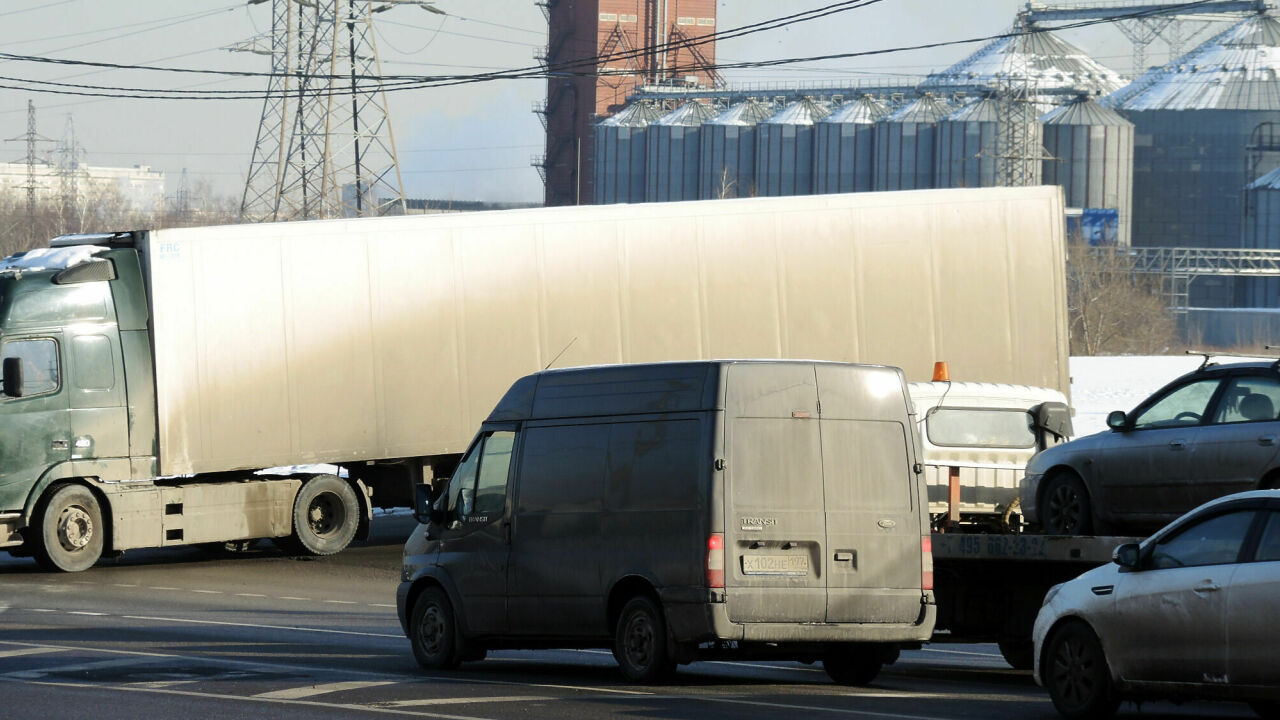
[925,408,1035,449]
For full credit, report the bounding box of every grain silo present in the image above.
[813,94,887,194]
[593,101,665,205]
[1109,14,1280,250]
[755,98,831,197]
[698,99,773,200]
[645,101,717,202]
[934,97,1002,189]
[1241,167,1280,305]
[874,94,949,192]
[920,23,1124,104]
[1040,95,1134,245]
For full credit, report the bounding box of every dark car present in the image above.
[1021,361,1280,535]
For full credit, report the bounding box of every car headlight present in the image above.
[1042,582,1063,607]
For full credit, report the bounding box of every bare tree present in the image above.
[1067,241,1178,355]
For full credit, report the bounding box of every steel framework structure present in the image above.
[1095,245,1280,310]
[240,0,409,222]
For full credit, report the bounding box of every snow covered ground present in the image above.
[1069,354,1271,437]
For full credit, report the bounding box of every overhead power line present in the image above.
[0,0,1244,102]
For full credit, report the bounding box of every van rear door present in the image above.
[723,363,826,623]
[815,364,923,624]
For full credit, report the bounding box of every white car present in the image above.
[1032,490,1280,719]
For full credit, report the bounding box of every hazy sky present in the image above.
[0,1,1163,205]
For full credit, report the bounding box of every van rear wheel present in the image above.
[613,596,675,683]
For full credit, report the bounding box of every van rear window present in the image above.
[925,408,1035,449]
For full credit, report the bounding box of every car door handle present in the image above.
[1194,581,1221,593]
[51,439,68,450]
[1259,435,1277,447]
[1169,440,1187,450]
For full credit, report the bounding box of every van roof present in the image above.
[486,359,894,423]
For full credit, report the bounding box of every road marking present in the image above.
[376,696,553,707]
[192,590,222,595]
[256,680,397,699]
[323,600,357,605]
[68,611,107,616]
[369,603,396,608]
[0,647,68,659]
[920,648,1001,658]
[118,614,403,639]
[148,587,179,591]
[235,593,266,598]
[279,596,310,601]
[7,656,156,680]
[113,584,140,588]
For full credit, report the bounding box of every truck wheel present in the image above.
[33,484,104,573]
[1044,622,1119,720]
[281,475,359,556]
[410,587,461,670]
[613,596,675,683]
[997,640,1034,671]
[823,645,884,685]
[1040,472,1092,536]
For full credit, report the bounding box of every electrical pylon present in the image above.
[239,0,425,222]
[56,114,86,230]
[5,100,54,241]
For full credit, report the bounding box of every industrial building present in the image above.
[0,161,165,211]
[536,0,719,207]
[584,3,1280,316]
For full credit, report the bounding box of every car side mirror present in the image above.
[1106,410,1129,431]
[1113,542,1140,569]
[1,357,23,398]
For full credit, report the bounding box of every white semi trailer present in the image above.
[0,187,1070,571]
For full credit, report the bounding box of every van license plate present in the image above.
[742,554,809,576]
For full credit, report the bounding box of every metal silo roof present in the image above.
[1108,14,1280,111]
[921,28,1124,96]
[655,101,718,126]
[822,95,889,124]
[762,97,832,125]
[1248,165,1280,190]
[706,98,775,126]
[1040,95,1133,126]
[884,94,950,123]
[943,96,1001,122]
[599,101,666,127]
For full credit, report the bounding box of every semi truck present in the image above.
[0,186,1070,572]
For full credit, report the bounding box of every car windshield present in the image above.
[1132,377,1221,429]
[925,408,1036,448]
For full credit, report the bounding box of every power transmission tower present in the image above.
[993,30,1049,187]
[239,0,428,222]
[56,114,86,232]
[5,100,55,243]
[173,168,194,226]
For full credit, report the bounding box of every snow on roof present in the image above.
[1107,14,1280,111]
[0,245,105,274]
[908,381,1068,410]
[921,27,1124,97]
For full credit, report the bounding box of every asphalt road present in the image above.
[0,514,1254,720]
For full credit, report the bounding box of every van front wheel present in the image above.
[410,587,460,670]
[613,596,675,683]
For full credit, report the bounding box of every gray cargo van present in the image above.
[396,361,936,683]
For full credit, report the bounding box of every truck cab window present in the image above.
[447,431,515,523]
[1,338,59,396]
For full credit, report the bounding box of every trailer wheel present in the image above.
[410,587,460,670]
[1040,472,1092,536]
[613,596,675,683]
[281,475,359,556]
[823,645,884,685]
[33,484,104,573]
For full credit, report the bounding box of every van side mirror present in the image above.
[1113,542,1140,569]
[1,357,23,398]
[1106,410,1129,431]
[412,482,434,525]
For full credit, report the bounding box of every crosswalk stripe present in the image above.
[7,656,156,680]
[0,647,68,659]
[255,680,397,699]
[375,696,553,708]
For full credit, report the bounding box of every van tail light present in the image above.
[707,533,725,589]
[921,536,934,591]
